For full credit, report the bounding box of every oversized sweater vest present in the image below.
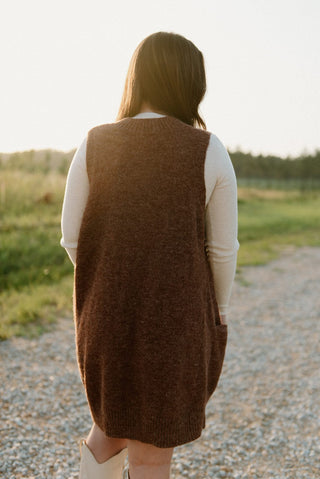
[73,115,228,448]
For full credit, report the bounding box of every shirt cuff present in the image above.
[60,238,78,249]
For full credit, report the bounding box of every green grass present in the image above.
[0,169,74,340]
[237,188,320,266]
[0,275,73,340]
[0,169,319,340]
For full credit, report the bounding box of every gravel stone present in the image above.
[0,246,319,478]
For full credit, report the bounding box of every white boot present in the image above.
[79,439,128,479]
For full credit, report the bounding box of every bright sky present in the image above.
[1,0,319,156]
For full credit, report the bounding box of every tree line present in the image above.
[1,147,320,183]
[0,149,75,174]
[229,149,320,181]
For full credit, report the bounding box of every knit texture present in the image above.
[73,115,228,448]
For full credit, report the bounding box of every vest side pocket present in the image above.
[206,323,228,400]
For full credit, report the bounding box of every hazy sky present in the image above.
[1,0,319,156]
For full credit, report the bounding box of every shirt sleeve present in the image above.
[204,133,240,315]
[60,136,89,266]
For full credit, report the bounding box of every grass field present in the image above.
[0,169,319,340]
[237,187,320,265]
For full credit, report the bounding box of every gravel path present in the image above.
[1,246,319,479]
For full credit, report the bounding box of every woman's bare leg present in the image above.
[84,423,174,478]
[127,439,174,479]
[85,423,128,463]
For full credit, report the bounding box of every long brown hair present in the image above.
[116,32,207,129]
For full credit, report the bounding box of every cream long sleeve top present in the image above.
[60,112,239,315]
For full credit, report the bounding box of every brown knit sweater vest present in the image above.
[73,115,228,448]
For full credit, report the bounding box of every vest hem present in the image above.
[91,407,206,448]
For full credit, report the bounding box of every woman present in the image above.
[60,31,239,479]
